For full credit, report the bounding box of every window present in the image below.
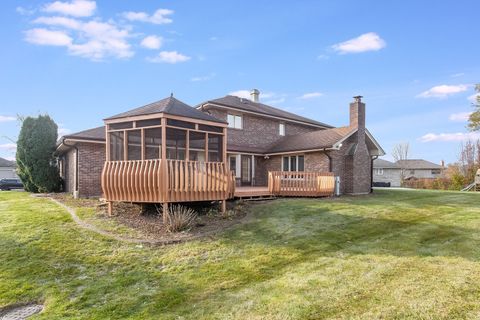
[431,169,441,175]
[208,134,223,162]
[144,128,161,159]
[227,114,242,129]
[375,168,384,175]
[189,131,206,162]
[166,128,186,160]
[409,170,415,175]
[109,131,124,161]
[279,123,285,136]
[109,122,133,130]
[282,155,304,172]
[127,130,141,160]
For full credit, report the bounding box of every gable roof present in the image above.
[62,126,106,142]
[200,95,333,128]
[396,159,443,169]
[0,157,15,167]
[373,158,398,168]
[266,126,353,154]
[104,96,226,124]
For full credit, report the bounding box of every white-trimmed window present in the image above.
[375,168,384,175]
[282,155,304,172]
[227,114,243,129]
[279,123,285,136]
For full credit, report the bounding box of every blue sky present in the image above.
[0,0,479,163]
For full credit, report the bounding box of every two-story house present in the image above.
[56,90,384,200]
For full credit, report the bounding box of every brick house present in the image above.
[56,90,384,199]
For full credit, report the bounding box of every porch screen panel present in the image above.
[144,128,161,159]
[127,130,141,160]
[109,131,124,161]
[208,134,223,162]
[298,156,305,171]
[166,128,186,160]
[189,131,206,162]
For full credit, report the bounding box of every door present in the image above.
[241,155,251,186]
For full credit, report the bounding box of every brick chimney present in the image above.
[250,89,260,102]
[350,95,365,129]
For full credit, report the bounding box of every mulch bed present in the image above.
[48,193,250,242]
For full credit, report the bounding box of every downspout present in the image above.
[61,137,79,195]
[322,148,332,172]
[371,156,378,193]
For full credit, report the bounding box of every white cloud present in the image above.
[229,90,251,99]
[0,143,17,151]
[299,92,323,99]
[123,8,173,24]
[58,127,71,136]
[419,132,480,142]
[140,35,162,49]
[332,32,386,54]
[449,112,472,122]
[417,84,469,98]
[317,54,329,60]
[451,72,465,78]
[190,73,215,82]
[34,16,82,29]
[147,51,190,64]
[29,18,133,60]
[468,93,480,103]
[43,0,96,17]
[0,116,16,122]
[16,6,35,15]
[209,36,218,41]
[25,28,73,46]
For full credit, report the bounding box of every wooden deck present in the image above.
[234,186,273,199]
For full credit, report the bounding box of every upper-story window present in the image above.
[375,168,384,175]
[227,114,242,129]
[279,123,285,136]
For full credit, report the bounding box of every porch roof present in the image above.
[104,96,227,124]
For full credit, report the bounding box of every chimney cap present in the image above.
[353,95,363,102]
[251,88,260,94]
[250,89,260,102]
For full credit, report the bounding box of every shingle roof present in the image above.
[63,126,106,142]
[0,157,15,167]
[202,95,333,128]
[105,96,226,124]
[396,159,443,169]
[373,159,398,168]
[266,126,353,154]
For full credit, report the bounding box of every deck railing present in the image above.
[101,159,234,203]
[268,171,335,197]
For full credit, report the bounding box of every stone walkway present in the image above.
[0,304,43,320]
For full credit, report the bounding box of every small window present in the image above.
[227,114,242,129]
[279,123,285,136]
[431,169,441,175]
[282,155,304,172]
[375,168,384,175]
[229,156,237,176]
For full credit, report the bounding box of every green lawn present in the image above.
[1,190,480,319]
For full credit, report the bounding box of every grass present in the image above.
[1,189,480,319]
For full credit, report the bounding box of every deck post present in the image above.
[221,199,227,213]
[107,201,113,216]
[162,202,169,225]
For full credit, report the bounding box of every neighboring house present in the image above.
[56,90,385,198]
[373,158,444,187]
[372,159,401,187]
[0,157,18,180]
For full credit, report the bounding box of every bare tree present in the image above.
[392,143,410,184]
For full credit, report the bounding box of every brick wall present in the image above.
[305,152,330,172]
[207,108,318,151]
[77,142,106,197]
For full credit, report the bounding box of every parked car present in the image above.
[0,178,23,190]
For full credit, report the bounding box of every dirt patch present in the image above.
[45,193,251,245]
[0,303,43,320]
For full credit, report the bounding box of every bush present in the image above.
[16,115,61,193]
[161,204,197,232]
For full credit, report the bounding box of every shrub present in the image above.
[162,204,197,232]
[16,115,61,193]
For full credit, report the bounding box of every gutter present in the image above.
[371,156,378,193]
